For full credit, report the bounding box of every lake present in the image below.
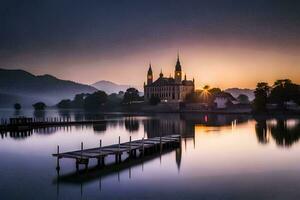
[1,109,300,199]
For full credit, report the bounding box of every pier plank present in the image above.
[53,134,181,170]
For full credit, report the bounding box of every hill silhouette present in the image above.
[224,88,254,101]
[0,68,97,107]
[91,80,131,94]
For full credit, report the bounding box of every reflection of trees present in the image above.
[107,120,119,129]
[125,118,139,133]
[0,131,7,139]
[93,122,107,134]
[35,127,60,135]
[57,110,105,122]
[270,120,300,147]
[9,130,33,140]
[255,119,269,144]
[255,118,300,147]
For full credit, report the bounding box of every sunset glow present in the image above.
[1,1,299,90]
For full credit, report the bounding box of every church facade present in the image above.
[144,56,195,102]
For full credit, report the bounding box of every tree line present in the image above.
[12,87,144,111]
[253,79,300,113]
[56,87,143,110]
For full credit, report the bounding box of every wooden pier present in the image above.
[53,135,181,171]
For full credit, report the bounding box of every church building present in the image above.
[144,55,195,102]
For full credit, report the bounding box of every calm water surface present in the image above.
[1,109,300,199]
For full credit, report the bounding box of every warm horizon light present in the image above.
[1,0,300,90]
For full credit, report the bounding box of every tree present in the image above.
[14,103,21,110]
[57,99,72,109]
[33,102,46,110]
[149,95,160,105]
[269,79,299,109]
[122,88,141,104]
[72,93,86,108]
[253,82,270,112]
[84,91,107,110]
[208,88,222,95]
[107,93,123,105]
[237,94,250,104]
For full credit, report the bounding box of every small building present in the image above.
[214,92,237,109]
[144,55,195,102]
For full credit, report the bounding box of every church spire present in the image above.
[147,62,153,85]
[175,53,181,71]
[159,69,163,78]
[148,62,152,72]
[175,53,182,83]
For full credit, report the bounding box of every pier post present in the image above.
[115,154,119,163]
[142,137,144,157]
[56,145,60,171]
[160,135,162,153]
[129,136,132,157]
[81,142,83,159]
[118,136,120,152]
[99,139,102,152]
[98,140,102,166]
[118,136,121,162]
[76,161,79,171]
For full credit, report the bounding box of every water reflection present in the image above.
[2,111,300,199]
[175,146,182,171]
[255,119,268,144]
[93,122,107,133]
[2,110,300,149]
[255,118,300,147]
[10,130,33,139]
[54,148,179,186]
[124,117,139,133]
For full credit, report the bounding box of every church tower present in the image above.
[174,54,182,83]
[147,63,153,85]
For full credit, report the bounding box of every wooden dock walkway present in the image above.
[53,135,181,171]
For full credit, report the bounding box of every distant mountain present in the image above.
[91,80,131,94]
[224,88,255,101]
[0,68,97,107]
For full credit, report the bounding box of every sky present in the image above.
[0,0,300,89]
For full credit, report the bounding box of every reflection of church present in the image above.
[144,55,194,102]
[143,114,195,138]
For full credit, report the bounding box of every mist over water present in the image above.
[1,110,300,199]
